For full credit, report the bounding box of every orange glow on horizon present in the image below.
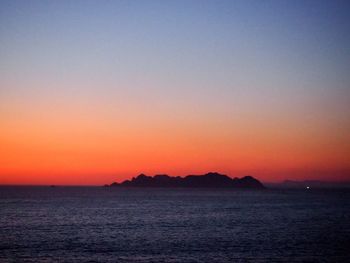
[1,104,349,185]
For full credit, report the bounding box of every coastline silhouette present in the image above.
[108,172,265,189]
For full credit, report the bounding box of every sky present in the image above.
[1,0,350,185]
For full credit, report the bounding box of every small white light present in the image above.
[306,186,310,189]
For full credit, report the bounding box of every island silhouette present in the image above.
[108,172,265,189]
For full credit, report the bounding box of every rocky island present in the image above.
[108,172,265,189]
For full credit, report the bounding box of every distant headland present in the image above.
[107,172,265,189]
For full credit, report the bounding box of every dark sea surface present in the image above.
[0,186,349,262]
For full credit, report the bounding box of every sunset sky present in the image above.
[1,0,350,185]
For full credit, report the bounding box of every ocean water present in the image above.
[0,187,349,262]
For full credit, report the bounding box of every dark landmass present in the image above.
[108,172,265,189]
[266,180,350,189]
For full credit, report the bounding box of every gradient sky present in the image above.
[1,0,350,185]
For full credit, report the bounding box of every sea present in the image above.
[0,186,349,262]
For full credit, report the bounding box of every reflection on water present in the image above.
[0,187,349,262]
